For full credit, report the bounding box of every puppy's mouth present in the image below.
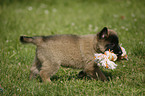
[105,49,123,56]
[116,51,123,56]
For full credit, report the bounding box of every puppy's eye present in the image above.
[107,43,115,47]
[110,43,115,46]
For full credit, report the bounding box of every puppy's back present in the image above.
[28,35,84,68]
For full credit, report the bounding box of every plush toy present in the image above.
[94,47,128,69]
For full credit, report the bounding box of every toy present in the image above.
[119,47,128,60]
[94,53,117,69]
[104,50,117,61]
[94,46,128,69]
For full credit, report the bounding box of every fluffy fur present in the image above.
[20,27,122,82]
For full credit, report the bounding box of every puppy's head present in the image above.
[96,27,122,56]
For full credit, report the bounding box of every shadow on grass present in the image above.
[29,70,113,83]
[50,70,113,82]
[29,67,114,82]
[102,70,113,81]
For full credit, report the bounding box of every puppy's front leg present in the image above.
[83,60,98,80]
[84,60,107,81]
[95,66,107,81]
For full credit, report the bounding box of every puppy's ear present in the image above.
[98,27,109,39]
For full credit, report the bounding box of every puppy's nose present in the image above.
[118,51,122,56]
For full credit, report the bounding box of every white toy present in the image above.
[94,53,117,69]
[104,50,117,61]
[119,47,128,60]
[94,47,128,69]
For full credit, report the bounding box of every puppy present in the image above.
[20,27,122,82]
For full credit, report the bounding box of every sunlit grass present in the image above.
[0,0,145,95]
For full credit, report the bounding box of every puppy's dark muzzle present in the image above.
[111,50,122,56]
[117,51,122,56]
[116,45,123,56]
[105,45,123,56]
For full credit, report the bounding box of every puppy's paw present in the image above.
[78,71,86,78]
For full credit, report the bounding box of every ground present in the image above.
[0,0,145,95]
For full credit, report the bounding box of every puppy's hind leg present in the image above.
[29,58,41,80]
[40,61,60,82]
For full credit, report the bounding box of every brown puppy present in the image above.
[20,27,122,82]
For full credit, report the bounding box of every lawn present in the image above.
[0,0,145,95]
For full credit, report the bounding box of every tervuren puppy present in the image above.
[20,27,122,82]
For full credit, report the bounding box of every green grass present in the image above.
[0,0,145,95]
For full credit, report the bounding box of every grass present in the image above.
[0,0,145,95]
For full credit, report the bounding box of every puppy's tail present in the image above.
[20,36,41,45]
